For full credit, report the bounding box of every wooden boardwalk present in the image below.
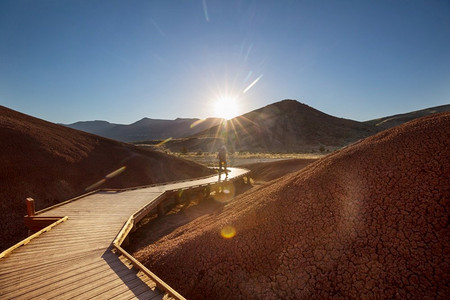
[0,168,249,299]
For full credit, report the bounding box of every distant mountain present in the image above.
[163,100,377,153]
[64,117,222,142]
[364,104,450,130]
[63,120,118,135]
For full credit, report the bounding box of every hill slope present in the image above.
[0,106,214,251]
[364,104,450,130]
[134,112,449,298]
[164,100,376,153]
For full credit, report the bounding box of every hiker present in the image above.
[217,145,228,176]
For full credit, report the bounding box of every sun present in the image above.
[214,96,239,120]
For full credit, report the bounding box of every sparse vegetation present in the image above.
[172,152,327,168]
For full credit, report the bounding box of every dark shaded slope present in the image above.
[134,112,449,299]
[0,105,214,251]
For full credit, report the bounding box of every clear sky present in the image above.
[1,0,449,124]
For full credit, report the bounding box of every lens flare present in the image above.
[156,137,173,147]
[85,166,127,191]
[190,119,206,128]
[243,74,263,93]
[105,166,126,179]
[212,181,236,203]
[85,179,106,191]
[220,225,236,239]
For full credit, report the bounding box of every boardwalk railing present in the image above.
[0,216,68,259]
[112,193,185,300]
[111,170,251,299]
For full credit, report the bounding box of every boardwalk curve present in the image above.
[0,167,250,299]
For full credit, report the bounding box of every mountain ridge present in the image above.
[63,99,449,152]
[64,117,223,142]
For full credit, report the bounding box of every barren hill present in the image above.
[0,105,214,251]
[364,104,450,130]
[164,100,377,153]
[133,112,449,298]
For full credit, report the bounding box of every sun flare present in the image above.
[214,97,239,120]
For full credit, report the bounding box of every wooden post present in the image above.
[26,198,35,216]
[175,191,182,204]
[184,190,191,206]
[203,186,211,201]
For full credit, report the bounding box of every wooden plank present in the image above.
[0,251,130,290]
[109,275,162,300]
[11,253,135,299]
[0,248,105,273]
[82,274,157,299]
[55,267,144,298]
[80,274,148,299]
[0,216,68,259]
[0,253,126,295]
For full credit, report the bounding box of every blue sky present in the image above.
[1,0,449,124]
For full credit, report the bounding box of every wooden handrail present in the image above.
[114,243,186,300]
[112,194,185,300]
[0,216,68,259]
[111,170,250,299]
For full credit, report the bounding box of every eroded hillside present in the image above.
[134,112,449,299]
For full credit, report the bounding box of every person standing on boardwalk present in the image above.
[217,145,228,177]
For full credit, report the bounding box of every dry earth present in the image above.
[133,112,449,299]
[238,158,317,182]
[127,158,315,254]
[0,106,214,251]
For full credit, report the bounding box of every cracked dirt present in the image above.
[133,112,449,299]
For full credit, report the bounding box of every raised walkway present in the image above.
[0,167,250,299]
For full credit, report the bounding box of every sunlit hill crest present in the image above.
[170,99,377,153]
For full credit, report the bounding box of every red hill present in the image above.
[134,112,449,298]
[0,105,214,251]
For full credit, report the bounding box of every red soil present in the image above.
[0,106,214,251]
[133,112,450,299]
[238,158,317,182]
